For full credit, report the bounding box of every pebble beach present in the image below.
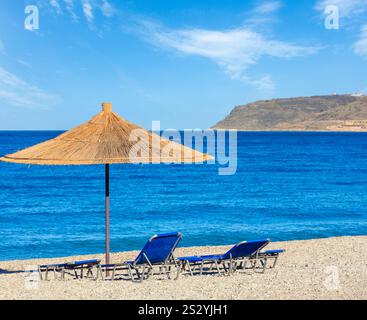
[0,236,366,300]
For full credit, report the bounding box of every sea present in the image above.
[0,131,366,261]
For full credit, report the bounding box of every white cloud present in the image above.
[244,1,283,27]
[82,0,94,24]
[16,59,32,68]
[253,1,283,14]
[63,0,73,6]
[0,67,61,108]
[50,0,63,15]
[315,0,367,18]
[354,25,367,58]
[248,75,275,91]
[100,0,115,17]
[0,40,5,55]
[63,0,79,22]
[46,0,114,26]
[133,20,320,91]
[315,1,367,59]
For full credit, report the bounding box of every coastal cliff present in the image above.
[213,94,367,131]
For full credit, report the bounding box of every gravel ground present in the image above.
[0,236,366,300]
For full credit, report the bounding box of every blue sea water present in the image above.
[0,131,367,261]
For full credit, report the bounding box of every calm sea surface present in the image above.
[0,131,367,261]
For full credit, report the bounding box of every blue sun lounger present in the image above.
[97,232,182,281]
[38,259,100,280]
[257,249,285,269]
[177,239,271,277]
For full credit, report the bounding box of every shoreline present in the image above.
[0,234,366,264]
[212,129,367,132]
[2,129,367,133]
[0,235,366,300]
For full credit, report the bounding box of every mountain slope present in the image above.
[213,95,367,131]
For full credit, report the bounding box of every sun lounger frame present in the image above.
[176,240,272,277]
[38,259,100,280]
[96,232,182,282]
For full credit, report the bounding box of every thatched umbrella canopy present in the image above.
[0,102,212,264]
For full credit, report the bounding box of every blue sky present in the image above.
[1,0,367,130]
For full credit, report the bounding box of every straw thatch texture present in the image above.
[0,103,213,165]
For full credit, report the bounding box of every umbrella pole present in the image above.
[105,164,110,266]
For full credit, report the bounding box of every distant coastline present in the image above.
[2,128,367,134]
[213,94,367,132]
[213,129,367,132]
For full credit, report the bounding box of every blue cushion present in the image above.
[223,240,270,259]
[200,254,224,260]
[134,232,182,265]
[178,256,203,263]
[100,263,117,268]
[39,263,69,268]
[262,249,285,255]
[196,240,270,261]
[71,259,99,266]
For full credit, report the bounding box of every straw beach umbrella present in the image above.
[0,102,212,264]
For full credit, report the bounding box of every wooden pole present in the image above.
[105,164,110,265]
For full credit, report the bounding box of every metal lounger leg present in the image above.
[214,261,222,276]
[95,266,102,280]
[200,261,204,275]
[255,257,267,273]
[233,261,239,274]
[250,259,257,270]
[168,265,173,279]
[209,262,214,272]
[223,262,228,273]
[158,266,162,275]
[86,267,92,278]
[242,258,247,271]
[272,255,279,268]
[227,260,232,275]
[139,267,146,282]
[132,266,142,282]
[142,253,154,279]
[111,266,116,280]
[38,267,43,281]
[225,260,234,275]
[174,263,182,280]
[187,262,194,276]
[100,266,105,280]
[239,259,249,273]
[226,261,233,275]
[260,258,267,273]
[127,265,134,281]
[133,267,140,282]
[229,260,236,275]
[164,266,171,280]
[148,266,153,278]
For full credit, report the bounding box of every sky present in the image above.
[0,0,367,130]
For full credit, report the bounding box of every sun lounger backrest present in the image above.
[134,232,182,265]
[223,239,270,259]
